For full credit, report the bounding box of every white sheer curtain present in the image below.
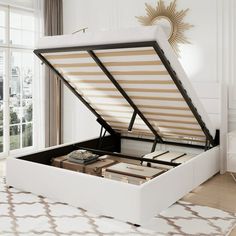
[33,0,45,149]
[0,0,33,9]
[0,0,44,156]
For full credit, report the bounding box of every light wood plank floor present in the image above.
[0,159,235,235]
[182,172,236,236]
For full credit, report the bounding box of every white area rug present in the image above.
[0,177,235,236]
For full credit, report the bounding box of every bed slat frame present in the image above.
[34,41,218,150]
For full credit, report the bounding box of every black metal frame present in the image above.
[74,146,180,167]
[18,135,179,168]
[34,40,218,150]
[128,111,137,132]
[170,153,186,163]
[87,50,162,143]
[151,42,215,146]
[121,135,206,149]
[34,51,117,137]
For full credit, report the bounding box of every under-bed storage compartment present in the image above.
[6,137,219,225]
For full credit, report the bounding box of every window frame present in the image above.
[0,3,39,158]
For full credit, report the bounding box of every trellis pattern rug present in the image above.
[0,177,236,236]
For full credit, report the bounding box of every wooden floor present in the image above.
[182,172,236,235]
[1,159,235,235]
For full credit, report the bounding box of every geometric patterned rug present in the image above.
[0,177,236,236]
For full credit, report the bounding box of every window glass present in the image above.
[0,51,4,150]
[10,11,34,47]
[10,105,21,125]
[10,51,21,99]
[0,10,5,27]
[22,14,34,31]
[0,51,4,100]
[0,127,3,152]
[0,27,6,44]
[0,102,3,126]
[10,125,21,150]
[10,11,34,31]
[8,1,34,11]
[10,29,34,47]
[22,123,32,147]
[0,6,35,155]
[22,53,33,99]
[22,100,32,122]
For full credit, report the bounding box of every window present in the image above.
[0,4,37,156]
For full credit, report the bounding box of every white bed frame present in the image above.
[7,144,219,225]
[6,26,221,225]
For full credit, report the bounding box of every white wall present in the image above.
[62,0,227,144]
[63,0,218,83]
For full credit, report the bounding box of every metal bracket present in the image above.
[97,126,107,149]
[151,136,159,152]
[204,139,211,151]
[128,111,137,132]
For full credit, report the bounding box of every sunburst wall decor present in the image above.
[136,0,193,55]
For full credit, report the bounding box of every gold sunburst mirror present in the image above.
[136,0,193,55]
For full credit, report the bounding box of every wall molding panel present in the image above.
[217,0,236,172]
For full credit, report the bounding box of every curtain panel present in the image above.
[44,0,63,147]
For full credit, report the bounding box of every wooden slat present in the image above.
[98,109,132,114]
[159,125,201,132]
[121,132,205,144]
[108,122,129,127]
[136,132,205,143]
[44,49,157,60]
[106,119,145,125]
[118,131,205,144]
[106,119,200,131]
[113,129,205,138]
[102,115,198,125]
[118,80,173,84]
[114,128,152,134]
[112,125,129,130]
[107,120,129,124]
[69,79,174,85]
[144,112,193,118]
[100,110,193,118]
[162,132,205,138]
[139,105,189,111]
[102,115,132,120]
[93,103,130,107]
[68,80,109,84]
[53,60,162,68]
[86,94,184,101]
[112,71,169,76]
[131,96,184,101]
[65,71,169,76]
[53,62,97,67]
[97,49,157,57]
[112,124,152,130]
[153,119,198,125]
[82,87,179,93]
[65,72,104,76]
[93,103,189,111]
[45,53,89,59]
[112,125,150,131]
[163,136,206,143]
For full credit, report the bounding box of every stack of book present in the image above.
[67,150,99,164]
